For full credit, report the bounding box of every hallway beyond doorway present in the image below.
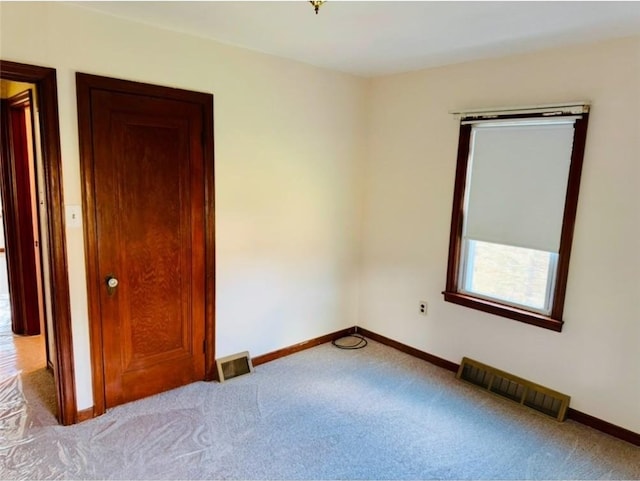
[0,291,46,378]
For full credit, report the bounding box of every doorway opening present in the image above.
[0,79,51,387]
[0,61,76,425]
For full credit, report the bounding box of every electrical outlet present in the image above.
[419,301,428,316]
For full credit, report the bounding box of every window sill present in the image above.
[442,291,564,332]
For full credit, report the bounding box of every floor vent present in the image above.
[216,351,254,382]
[457,357,570,421]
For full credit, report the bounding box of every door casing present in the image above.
[0,60,76,425]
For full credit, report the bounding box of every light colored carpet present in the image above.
[1,339,638,480]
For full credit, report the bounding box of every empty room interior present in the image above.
[0,1,639,479]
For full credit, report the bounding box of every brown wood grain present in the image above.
[442,291,563,332]
[0,60,76,425]
[4,90,42,336]
[77,73,215,411]
[75,406,95,423]
[356,327,459,372]
[444,124,472,295]
[252,327,357,367]
[567,408,640,447]
[551,115,589,321]
[443,113,590,332]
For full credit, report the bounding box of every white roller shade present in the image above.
[464,119,576,252]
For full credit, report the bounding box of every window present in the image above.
[443,104,590,332]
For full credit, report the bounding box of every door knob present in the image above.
[105,275,119,296]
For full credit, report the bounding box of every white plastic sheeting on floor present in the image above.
[1,341,639,480]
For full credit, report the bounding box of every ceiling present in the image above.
[72,1,640,77]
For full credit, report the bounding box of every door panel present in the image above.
[0,91,43,336]
[88,86,206,408]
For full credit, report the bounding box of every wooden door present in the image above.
[0,90,43,336]
[77,74,215,410]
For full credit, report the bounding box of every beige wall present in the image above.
[0,79,35,99]
[361,37,640,432]
[2,1,638,433]
[0,2,367,410]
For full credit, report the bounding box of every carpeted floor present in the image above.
[1,339,638,480]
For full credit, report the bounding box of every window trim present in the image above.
[443,111,589,332]
[458,239,559,316]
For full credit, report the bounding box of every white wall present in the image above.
[0,2,367,410]
[2,2,638,434]
[361,37,640,432]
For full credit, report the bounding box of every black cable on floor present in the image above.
[331,334,368,350]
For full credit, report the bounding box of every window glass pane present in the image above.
[462,240,554,312]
